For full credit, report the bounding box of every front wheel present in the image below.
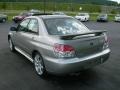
[34,53,47,77]
[8,38,15,52]
[2,18,6,23]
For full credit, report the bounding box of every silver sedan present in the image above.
[8,15,110,77]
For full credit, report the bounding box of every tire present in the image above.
[13,19,18,23]
[2,18,6,23]
[8,38,15,52]
[14,20,17,23]
[34,53,47,77]
[106,20,108,22]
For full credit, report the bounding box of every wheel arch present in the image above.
[8,35,11,40]
[32,50,41,59]
[32,50,47,70]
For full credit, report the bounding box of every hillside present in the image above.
[0,0,118,6]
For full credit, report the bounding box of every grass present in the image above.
[7,13,18,21]
[0,2,101,12]
[109,14,115,21]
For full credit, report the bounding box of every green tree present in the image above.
[1,2,7,10]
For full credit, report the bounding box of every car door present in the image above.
[13,18,30,51]
[18,18,39,55]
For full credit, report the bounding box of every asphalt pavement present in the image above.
[0,21,120,90]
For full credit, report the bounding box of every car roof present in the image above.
[28,15,72,19]
[39,15,71,19]
[78,13,88,14]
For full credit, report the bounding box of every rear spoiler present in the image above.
[57,30,107,40]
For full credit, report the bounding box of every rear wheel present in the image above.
[34,53,47,77]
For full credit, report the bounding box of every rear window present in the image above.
[99,14,107,17]
[44,18,90,35]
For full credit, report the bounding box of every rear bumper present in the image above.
[78,18,88,21]
[97,19,107,22]
[115,19,120,22]
[43,49,110,74]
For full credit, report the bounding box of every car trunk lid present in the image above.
[55,30,106,58]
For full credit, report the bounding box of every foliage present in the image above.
[0,2,101,13]
[1,2,7,10]
[0,0,118,6]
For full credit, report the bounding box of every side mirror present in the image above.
[10,27,17,31]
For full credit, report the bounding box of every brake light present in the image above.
[54,44,75,58]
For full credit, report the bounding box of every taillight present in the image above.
[54,44,75,58]
[103,33,109,50]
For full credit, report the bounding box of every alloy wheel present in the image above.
[34,54,45,76]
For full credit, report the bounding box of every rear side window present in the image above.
[44,18,90,35]
[27,19,39,34]
[18,19,30,32]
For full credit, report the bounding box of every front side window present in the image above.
[17,19,30,32]
[44,18,90,35]
[27,19,39,34]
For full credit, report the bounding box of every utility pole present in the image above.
[53,0,56,11]
[71,0,73,11]
[44,0,46,14]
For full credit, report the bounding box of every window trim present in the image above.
[17,18,31,32]
[27,18,39,35]
[17,18,39,35]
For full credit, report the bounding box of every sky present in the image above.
[110,0,120,3]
